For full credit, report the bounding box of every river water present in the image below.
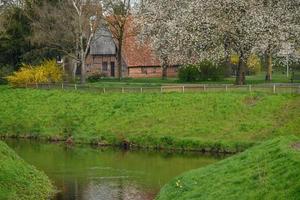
[5,139,222,200]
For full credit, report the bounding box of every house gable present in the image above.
[90,26,117,55]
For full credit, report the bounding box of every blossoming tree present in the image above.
[138,0,300,84]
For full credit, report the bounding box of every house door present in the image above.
[111,62,115,77]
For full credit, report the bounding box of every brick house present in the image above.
[85,21,179,78]
[85,26,124,77]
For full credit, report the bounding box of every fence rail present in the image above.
[20,83,300,94]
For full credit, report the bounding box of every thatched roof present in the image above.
[90,26,116,55]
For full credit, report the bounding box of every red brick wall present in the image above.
[86,55,127,77]
[128,66,178,78]
[86,55,177,78]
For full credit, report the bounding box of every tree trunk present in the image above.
[73,35,79,82]
[73,62,77,80]
[79,29,86,84]
[223,35,232,77]
[80,40,86,84]
[80,54,86,84]
[236,54,246,85]
[117,42,123,79]
[162,57,168,80]
[265,53,272,81]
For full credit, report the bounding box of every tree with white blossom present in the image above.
[138,0,300,84]
[254,0,300,81]
[136,0,190,79]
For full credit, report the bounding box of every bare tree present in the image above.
[30,0,102,83]
[0,0,18,32]
[102,0,132,79]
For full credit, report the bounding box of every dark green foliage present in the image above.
[0,141,54,199]
[178,64,200,82]
[87,73,108,82]
[0,7,32,71]
[0,65,13,84]
[157,136,300,200]
[0,5,60,76]
[199,60,225,81]
[178,60,225,82]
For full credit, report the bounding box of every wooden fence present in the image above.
[22,83,300,94]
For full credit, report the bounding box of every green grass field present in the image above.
[0,86,299,152]
[156,136,300,200]
[0,141,54,200]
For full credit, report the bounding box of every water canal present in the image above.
[6,139,223,200]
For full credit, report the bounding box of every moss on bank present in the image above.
[0,86,300,152]
[157,136,300,200]
[0,141,54,200]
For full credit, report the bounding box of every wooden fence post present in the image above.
[61,83,64,89]
[141,88,143,93]
[74,84,77,90]
[225,84,228,92]
[273,84,276,94]
[122,88,125,93]
[161,87,163,93]
[204,84,206,91]
[182,86,185,93]
[103,88,106,93]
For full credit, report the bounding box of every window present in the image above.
[141,67,147,74]
[102,62,108,71]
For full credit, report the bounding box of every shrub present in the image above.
[230,54,240,65]
[6,60,63,86]
[247,54,262,74]
[0,65,13,84]
[230,53,262,75]
[178,60,224,82]
[199,60,225,81]
[87,72,108,82]
[178,64,200,82]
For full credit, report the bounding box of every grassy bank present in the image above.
[157,136,300,200]
[0,140,54,200]
[0,86,299,152]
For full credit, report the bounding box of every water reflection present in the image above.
[5,139,222,200]
[82,180,154,200]
[55,177,156,200]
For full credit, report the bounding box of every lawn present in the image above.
[88,77,178,88]
[0,86,299,152]
[87,72,300,87]
[157,136,300,200]
[0,140,54,200]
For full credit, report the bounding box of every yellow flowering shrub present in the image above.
[247,54,262,74]
[230,54,240,65]
[7,60,63,86]
[230,54,261,74]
